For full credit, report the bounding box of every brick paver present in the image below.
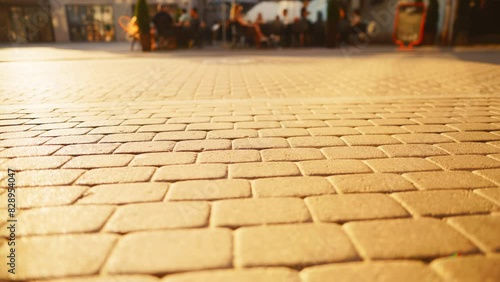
[106,229,232,274]
[431,255,500,282]
[301,261,443,282]
[344,218,478,260]
[2,47,499,281]
[235,223,358,267]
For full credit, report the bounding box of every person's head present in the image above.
[339,8,345,19]
[257,13,262,20]
[353,9,361,16]
[283,9,288,16]
[237,5,243,12]
[317,11,323,22]
[182,8,187,14]
[275,15,280,21]
[159,4,168,12]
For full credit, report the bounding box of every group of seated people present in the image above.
[224,5,368,49]
[151,3,367,50]
[152,4,207,49]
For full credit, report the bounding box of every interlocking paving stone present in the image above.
[430,255,500,282]
[299,160,372,176]
[166,179,251,200]
[100,133,156,143]
[230,162,300,178]
[308,127,360,136]
[154,164,227,181]
[341,135,400,146]
[259,128,309,137]
[355,126,408,135]
[105,202,209,233]
[326,120,372,127]
[261,148,324,161]
[305,194,409,222]
[253,176,335,197]
[328,173,416,193]
[287,136,345,147]
[370,118,418,126]
[393,133,453,144]
[233,137,289,149]
[188,123,233,131]
[343,218,478,260]
[174,140,232,151]
[78,183,168,205]
[106,229,232,274]
[0,137,50,147]
[235,223,358,267]
[89,126,139,134]
[46,275,160,282]
[447,123,499,132]
[1,205,114,236]
[0,155,71,170]
[198,150,261,163]
[436,142,500,155]
[443,132,500,142]
[474,169,500,185]
[235,121,280,129]
[0,131,43,139]
[0,234,117,280]
[137,124,186,132]
[300,261,443,282]
[474,188,500,206]
[402,171,495,190]
[365,158,441,173]
[206,129,257,139]
[155,131,206,141]
[114,141,176,154]
[162,268,300,282]
[402,124,456,133]
[446,214,500,252]
[392,190,498,217]
[212,198,311,227]
[428,155,500,170]
[63,154,133,169]
[281,120,328,128]
[0,145,61,157]
[76,167,155,185]
[0,186,88,208]
[40,128,92,137]
[46,135,104,145]
[322,146,387,159]
[379,144,448,157]
[129,152,197,166]
[13,169,85,187]
[54,143,119,156]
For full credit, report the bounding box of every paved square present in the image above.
[0,45,499,281]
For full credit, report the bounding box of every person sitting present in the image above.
[231,4,267,48]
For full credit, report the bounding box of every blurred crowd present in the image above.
[150,2,372,50]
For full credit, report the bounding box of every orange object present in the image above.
[393,3,427,50]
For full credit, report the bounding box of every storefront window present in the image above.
[66,5,115,42]
[0,4,54,43]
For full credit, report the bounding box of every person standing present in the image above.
[326,0,340,48]
[152,4,174,49]
[282,9,292,47]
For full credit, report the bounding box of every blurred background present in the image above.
[0,0,499,46]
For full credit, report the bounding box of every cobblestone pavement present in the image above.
[0,46,499,281]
